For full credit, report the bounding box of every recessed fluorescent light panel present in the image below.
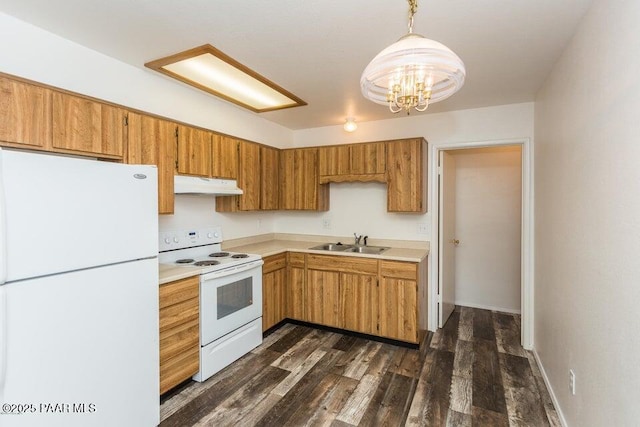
[145,44,306,112]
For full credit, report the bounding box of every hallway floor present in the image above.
[160,306,560,426]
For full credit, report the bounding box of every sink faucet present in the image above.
[363,236,368,246]
[354,233,362,245]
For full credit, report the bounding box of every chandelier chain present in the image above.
[408,0,418,33]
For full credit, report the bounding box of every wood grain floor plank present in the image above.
[252,323,295,354]
[405,349,437,425]
[449,375,472,415]
[271,328,327,371]
[334,374,382,425]
[267,325,314,354]
[472,338,507,414]
[503,386,549,427]
[472,406,509,427]
[285,374,358,427]
[432,310,460,352]
[341,341,382,380]
[272,348,328,396]
[457,306,474,342]
[473,309,496,341]
[452,339,474,379]
[446,409,472,427]
[358,371,415,426]
[494,312,527,357]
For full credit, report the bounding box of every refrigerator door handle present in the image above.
[0,147,6,285]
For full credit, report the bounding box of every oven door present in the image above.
[200,259,263,345]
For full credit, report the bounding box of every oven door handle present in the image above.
[201,259,264,280]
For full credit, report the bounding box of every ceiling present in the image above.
[0,0,593,130]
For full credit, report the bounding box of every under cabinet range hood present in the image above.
[174,175,243,195]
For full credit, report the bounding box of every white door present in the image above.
[438,151,457,327]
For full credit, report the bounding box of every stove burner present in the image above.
[231,254,249,259]
[194,260,220,267]
[209,252,230,258]
[176,259,194,264]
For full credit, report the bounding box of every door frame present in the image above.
[429,137,533,350]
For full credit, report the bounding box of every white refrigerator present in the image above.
[0,148,160,426]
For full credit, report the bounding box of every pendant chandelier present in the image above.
[360,0,466,114]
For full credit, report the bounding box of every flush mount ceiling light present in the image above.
[360,0,465,114]
[145,44,306,113]
[343,117,358,132]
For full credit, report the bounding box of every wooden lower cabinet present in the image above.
[306,269,341,328]
[341,272,378,336]
[262,253,287,331]
[378,260,419,343]
[265,252,425,345]
[286,253,306,321]
[159,276,199,394]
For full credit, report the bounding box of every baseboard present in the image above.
[455,301,521,314]
[532,349,568,427]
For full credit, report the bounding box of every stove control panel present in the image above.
[159,226,223,252]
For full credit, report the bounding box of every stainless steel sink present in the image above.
[309,243,354,251]
[346,246,390,254]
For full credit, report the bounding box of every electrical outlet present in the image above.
[417,223,429,235]
[569,369,576,395]
[322,218,332,229]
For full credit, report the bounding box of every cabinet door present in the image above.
[386,138,426,213]
[286,266,306,321]
[159,276,199,394]
[378,277,418,343]
[211,134,238,179]
[341,273,378,335]
[262,253,287,331]
[0,77,51,148]
[319,145,350,176]
[280,148,329,211]
[127,113,177,214]
[238,141,261,210]
[177,125,211,177]
[260,145,280,210]
[52,92,125,158]
[306,269,341,328]
[351,142,386,175]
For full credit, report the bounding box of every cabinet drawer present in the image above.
[159,276,199,309]
[160,345,199,394]
[307,254,378,275]
[288,252,306,268]
[160,317,199,363]
[263,253,286,274]
[159,298,199,333]
[380,260,417,280]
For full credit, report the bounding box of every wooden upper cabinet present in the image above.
[0,76,51,148]
[237,141,261,210]
[260,145,280,210]
[386,138,427,213]
[177,125,211,177]
[318,142,386,183]
[319,145,350,176]
[126,113,177,215]
[280,148,329,211]
[211,134,238,179]
[351,142,386,175]
[52,92,125,158]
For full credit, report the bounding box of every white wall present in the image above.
[534,0,640,425]
[450,146,521,313]
[0,12,291,148]
[279,103,534,242]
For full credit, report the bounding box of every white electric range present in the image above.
[158,226,263,382]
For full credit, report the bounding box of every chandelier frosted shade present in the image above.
[360,33,466,113]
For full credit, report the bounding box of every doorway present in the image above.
[430,138,533,349]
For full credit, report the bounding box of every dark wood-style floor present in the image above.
[160,307,560,426]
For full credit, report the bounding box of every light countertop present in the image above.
[159,234,429,285]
